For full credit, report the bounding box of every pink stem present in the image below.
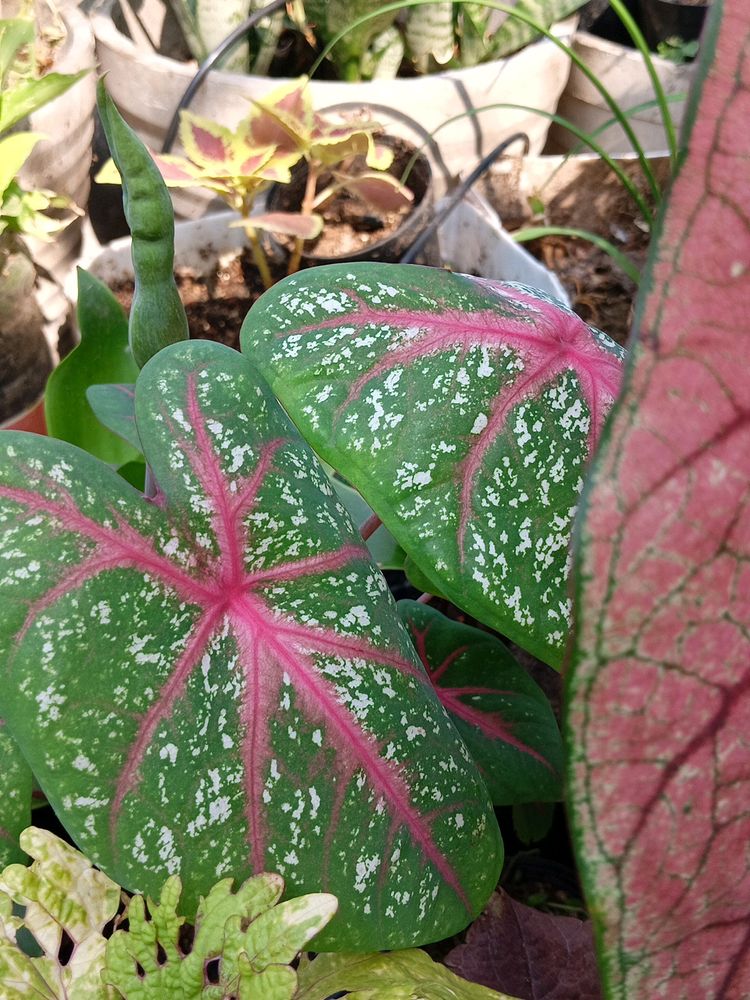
[417,592,434,605]
[359,513,382,541]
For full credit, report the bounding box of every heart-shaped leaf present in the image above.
[0,725,30,868]
[399,602,563,805]
[241,264,625,667]
[45,270,140,465]
[0,340,501,951]
[566,3,750,994]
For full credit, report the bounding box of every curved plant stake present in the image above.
[399,601,563,805]
[242,264,624,667]
[96,82,188,368]
[566,2,750,994]
[0,340,501,951]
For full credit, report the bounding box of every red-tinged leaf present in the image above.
[340,172,414,212]
[241,211,324,240]
[178,111,234,167]
[399,601,563,805]
[0,340,502,951]
[445,890,601,1000]
[566,3,750,995]
[151,153,206,186]
[241,264,625,668]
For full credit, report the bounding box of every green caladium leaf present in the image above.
[241,264,625,668]
[399,602,563,805]
[0,340,501,951]
[329,475,405,570]
[295,947,517,998]
[0,724,31,868]
[45,270,140,465]
[0,827,120,999]
[86,383,141,453]
[104,871,336,998]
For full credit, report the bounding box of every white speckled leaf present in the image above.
[0,724,31,868]
[241,264,625,667]
[0,340,501,951]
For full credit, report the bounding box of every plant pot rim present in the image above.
[78,198,568,304]
[92,0,577,88]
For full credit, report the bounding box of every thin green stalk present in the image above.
[309,0,661,202]
[245,225,274,289]
[399,102,656,227]
[513,225,641,284]
[287,160,319,276]
[609,0,678,168]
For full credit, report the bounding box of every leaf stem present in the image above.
[359,512,382,541]
[245,225,274,290]
[287,161,319,276]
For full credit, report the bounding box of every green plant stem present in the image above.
[245,225,274,289]
[512,226,641,284]
[609,0,678,168]
[310,0,662,203]
[287,160,319,276]
[399,102,656,227]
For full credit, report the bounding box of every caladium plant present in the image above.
[0,339,501,951]
[240,264,625,668]
[566,0,750,995]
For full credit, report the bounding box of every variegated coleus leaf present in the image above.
[0,724,31,867]
[0,340,501,951]
[398,602,563,806]
[566,2,750,995]
[240,264,625,668]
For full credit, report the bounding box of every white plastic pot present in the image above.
[549,30,695,155]
[19,3,96,342]
[92,0,577,216]
[82,196,568,305]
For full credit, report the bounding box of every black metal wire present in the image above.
[161,0,287,154]
[400,131,531,265]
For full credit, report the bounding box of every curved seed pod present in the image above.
[96,81,188,368]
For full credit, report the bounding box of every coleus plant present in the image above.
[97,76,412,289]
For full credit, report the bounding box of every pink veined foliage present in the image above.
[567,1,750,995]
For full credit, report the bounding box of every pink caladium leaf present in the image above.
[566,3,750,994]
[241,264,625,668]
[0,724,31,867]
[398,601,563,805]
[0,341,502,951]
[445,889,601,1000]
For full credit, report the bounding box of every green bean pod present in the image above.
[96,81,188,369]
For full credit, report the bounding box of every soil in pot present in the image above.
[481,156,673,346]
[267,134,438,265]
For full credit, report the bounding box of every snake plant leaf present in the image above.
[86,383,141,454]
[296,947,516,999]
[566,3,750,994]
[303,0,399,80]
[0,827,120,1000]
[0,339,501,951]
[404,2,455,71]
[45,270,140,465]
[241,263,624,668]
[399,602,563,805]
[104,870,336,998]
[489,0,585,60]
[0,724,31,867]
